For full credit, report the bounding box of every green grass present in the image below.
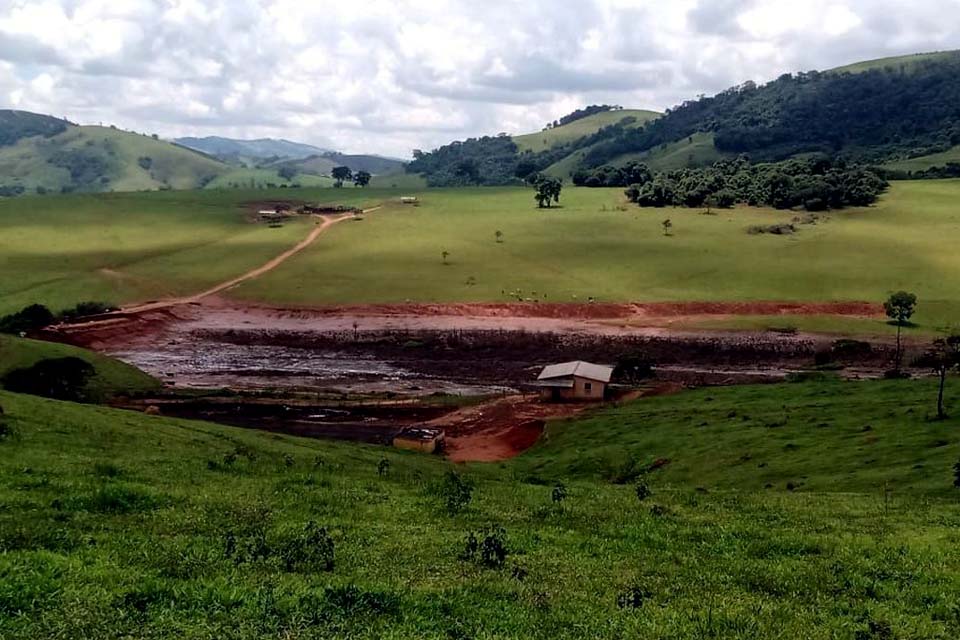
[232,180,960,331]
[0,187,382,315]
[204,168,334,190]
[830,50,960,74]
[883,145,960,172]
[0,335,159,399]
[2,377,960,637]
[513,109,659,153]
[0,125,227,193]
[608,131,727,172]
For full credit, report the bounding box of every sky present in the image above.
[2,0,960,159]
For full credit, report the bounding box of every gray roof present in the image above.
[537,361,613,383]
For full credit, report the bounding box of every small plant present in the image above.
[551,483,567,504]
[377,458,390,477]
[440,471,474,515]
[494,230,503,243]
[616,584,651,609]
[283,453,295,468]
[661,219,672,236]
[279,521,335,573]
[649,504,669,517]
[635,480,652,502]
[953,459,960,489]
[461,526,508,568]
[441,250,450,265]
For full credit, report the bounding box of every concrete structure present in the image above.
[400,196,419,204]
[535,361,613,402]
[393,426,445,453]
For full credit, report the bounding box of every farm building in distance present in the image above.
[535,361,613,401]
[393,426,445,453]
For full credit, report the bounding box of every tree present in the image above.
[923,335,960,420]
[331,166,352,188]
[353,170,372,187]
[884,291,918,372]
[441,250,450,265]
[278,166,297,182]
[494,230,503,243]
[533,176,562,208]
[661,219,673,236]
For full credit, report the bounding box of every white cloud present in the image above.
[0,0,959,158]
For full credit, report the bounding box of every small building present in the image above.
[535,361,613,402]
[400,196,419,204]
[393,426,445,453]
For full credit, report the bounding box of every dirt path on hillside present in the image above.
[68,207,382,320]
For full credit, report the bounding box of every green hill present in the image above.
[0,110,69,146]
[830,49,960,74]
[0,123,228,194]
[408,51,960,186]
[513,109,659,153]
[0,335,160,400]
[2,376,960,637]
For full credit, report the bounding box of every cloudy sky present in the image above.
[2,0,960,158]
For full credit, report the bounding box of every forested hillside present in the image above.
[0,110,70,146]
[406,51,960,186]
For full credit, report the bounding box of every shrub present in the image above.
[377,458,390,477]
[0,304,55,334]
[462,526,508,568]
[278,521,335,573]
[92,462,123,478]
[616,584,652,609]
[60,301,117,320]
[324,585,399,616]
[551,482,567,504]
[440,471,474,515]
[953,460,960,489]
[68,484,160,514]
[1,357,95,402]
[635,480,652,502]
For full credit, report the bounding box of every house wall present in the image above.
[542,376,605,401]
[393,436,440,453]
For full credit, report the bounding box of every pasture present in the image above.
[2,376,960,638]
[4,180,960,334]
[233,180,960,332]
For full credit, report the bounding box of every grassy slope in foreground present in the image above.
[2,378,960,638]
[0,187,379,315]
[232,180,960,331]
[0,125,227,193]
[512,109,660,153]
[0,335,159,399]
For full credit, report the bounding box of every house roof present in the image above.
[534,378,575,389]
[537,361,613,383]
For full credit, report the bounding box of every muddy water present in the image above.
[109,339,512,396]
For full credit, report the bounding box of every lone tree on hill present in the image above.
[533,176,562,208]
[661,219,673,236]
[332,166,352,188]
[495,230,503,243]
[884,291,917,373]
[923,335,960,420]
[353,170,372,187]
[441,250,450,265]
[278,166,297,182]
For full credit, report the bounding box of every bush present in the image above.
[617,584,652,609]
[953,460,960,489]
[1,357,95,402]
[461,526,508,568]
[635,480,652,502]
[278,521,335,573]
[60,301,117,320]
[439,471,474,515]
[0,304,55,334]
[551,483,567,504]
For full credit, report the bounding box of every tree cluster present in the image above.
[615,157,887,211]
[579,57,960,169]
[407,136,522,186]
[0,110,69,147]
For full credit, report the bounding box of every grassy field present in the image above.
[513,109,659,153]
[233,180,960,331]
[0,187,379,315]
[0,335,159,399]
[883,145,960,172]
[608,131,727,172]
[203,168,334,190]
[2,376,960,638]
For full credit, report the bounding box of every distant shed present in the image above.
[535,361,613,401]
[400,196,419,204]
